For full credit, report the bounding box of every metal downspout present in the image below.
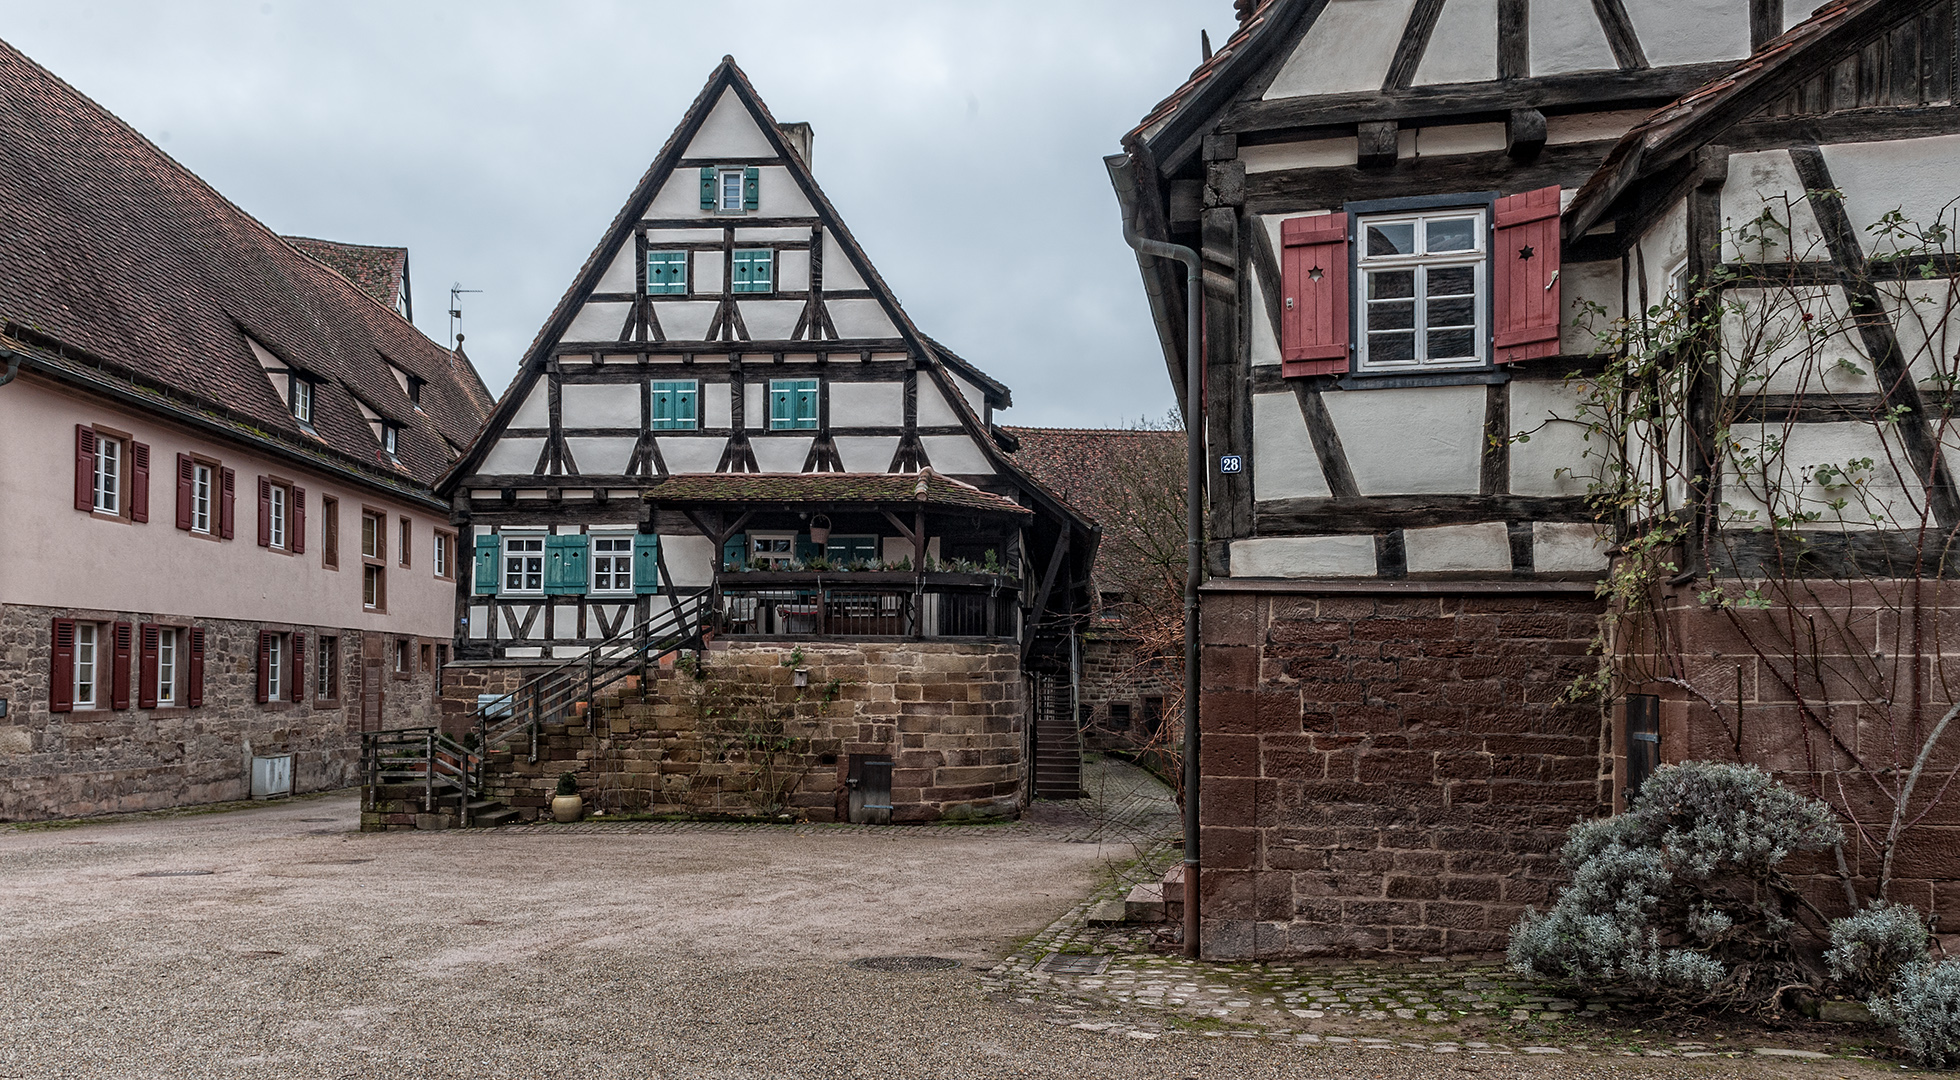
[1108,154,1203,959]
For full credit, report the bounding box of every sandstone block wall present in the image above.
[1197,589,1609,960]
[454,639,1027,824]
[1080,632,1177,752]
[0,602,443,821]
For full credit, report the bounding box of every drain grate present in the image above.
[1040,953,1110,976]
[847,955,962,972]
[137,870,214,878]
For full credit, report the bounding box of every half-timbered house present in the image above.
[1112,0,1959,957]
[439,59,1097,821]
[0,38,494,820]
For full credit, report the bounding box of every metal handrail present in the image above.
[472,593,709,762]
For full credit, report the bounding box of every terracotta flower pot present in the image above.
[551,794,583,823]
[572,701,589,719]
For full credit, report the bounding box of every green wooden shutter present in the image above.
[794,381,818,428]
[743,166,759,210]
[731,249,772,294]
[633,533,661,595]
[646,251,687,295]
[722,532,747,570]
[545,534,590,595]
[677,383,697,427]
[770,383,794,429]
[795,534,823,562]
[700,167,716,210]
[473,534,499,595]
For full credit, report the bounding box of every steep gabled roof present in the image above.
[0,37,491,487]
[1002,426,1182,594]
[1127,0,1287,150]
[1565,0,1900,237]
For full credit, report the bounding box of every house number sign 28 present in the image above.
[1218,454,1243,474]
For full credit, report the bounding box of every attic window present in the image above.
[701,166,759,214]
[381,423,399,457]
[406,375,424,408]
[290,377,314,424]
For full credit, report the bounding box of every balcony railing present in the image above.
[716,571,1018,640]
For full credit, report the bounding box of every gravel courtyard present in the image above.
[0,776,1906,1079]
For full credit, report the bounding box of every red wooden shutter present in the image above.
[129,443,150,523]
[187,627,205,707]
[110,621,132,710]
[50,618,75,713]
[220,468,236,539]
[175,454,195,530]
[291,631,306,703]
[1279,215,1352,377]
[139,624,160,709]
[256,631,272,703]
[291,486,306,554]
[257,477,272,547]
[74,425,95,512]
[1493,184,1564,364]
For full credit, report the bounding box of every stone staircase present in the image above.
[1031,673,1083,799]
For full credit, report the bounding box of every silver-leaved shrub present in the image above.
[1827,901,1931,999]
[1508,761,1841,1006]
[1871,960,1960,1067]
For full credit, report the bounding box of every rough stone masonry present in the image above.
[1195,588,1609,959]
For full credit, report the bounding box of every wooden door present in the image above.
[361,659,383,732]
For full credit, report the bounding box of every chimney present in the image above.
[1234,0,1257,25]
[777,122,814,171]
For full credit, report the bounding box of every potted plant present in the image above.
[551,772,583,822]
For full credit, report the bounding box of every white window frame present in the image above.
[502,533,547,595]
[589,533,635,595]
[74,622,99,709]
[381,424,398,456]
[266,633,285,701]
[191,463,213,534]
[269,483,288,550]
[316,635,338,700]
[291,377,313,424]
[718,168,745,212]
[432,530,451,579]
[156,627,178,706]
[1353,207,1488,373]
[93,433,121,514]
[748,531,796,570]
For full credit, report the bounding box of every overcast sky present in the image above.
[1,1,1242,427]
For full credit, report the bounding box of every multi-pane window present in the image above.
[398,517,412,568]
[650,380,698,430]
[156,628,178,706]
[266,634,285,702]
[316,635,338,700]
[74,622,98,709]
[433,530,452,579]
[769,379,818,430]
[362,510,386,611]
[719,168,745,212]
[395,638,412,674]
[93,434,121,514]
[364,565,385,610]
[591,536,633,593]
[749,534,795,569]
[731,249,773,294]
[362,511,383,560]
[291,378,313,424]
[191,464,213,534]
[1355,209,1486,372]
[504,535,546,593]
[381,423,399,456]
[322,496,339,568]
[269,483,288,549]
[647,251,687,295]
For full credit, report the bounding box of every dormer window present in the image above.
[381,423,399,456]
[406,375,424,408]
[290,377,314,424]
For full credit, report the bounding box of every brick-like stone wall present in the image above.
[1080,632,1178,752]
[1197,588,1609,960]
[454,639,1026,824]
[0,602,444,821]
[1617,581,1960,927]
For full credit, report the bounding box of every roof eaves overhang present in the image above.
[1,331,447,512]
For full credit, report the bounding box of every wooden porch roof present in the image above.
[642,470,1032,516]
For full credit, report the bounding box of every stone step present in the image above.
[1124,882,1166,923]
[470,807,521,828]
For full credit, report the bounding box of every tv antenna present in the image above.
[448,283,482,350]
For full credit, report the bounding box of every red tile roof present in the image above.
[0,38,491,488]
[282,236,408,312]
[1002,426,1183,594]
[643,470,1032,515]
[1128,0,1282,145]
